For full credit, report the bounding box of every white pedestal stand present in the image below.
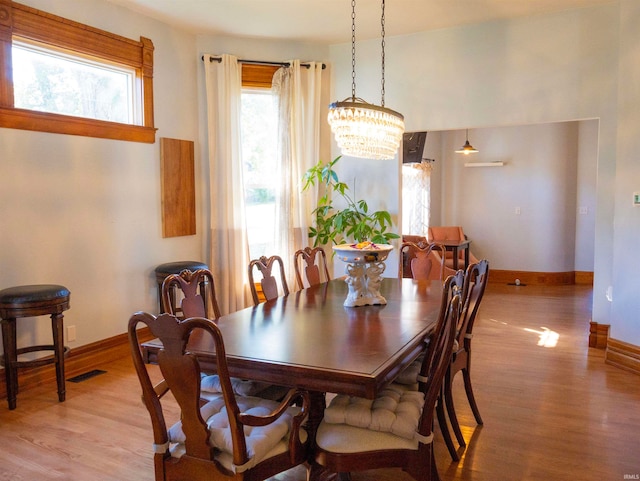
[332,244,394,307]
[343,261,387,307]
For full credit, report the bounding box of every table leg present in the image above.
[306,391,341,481]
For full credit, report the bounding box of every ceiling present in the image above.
[105,0,614,44]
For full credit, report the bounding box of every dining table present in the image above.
[142,276,444,478]
[143,277,443,399]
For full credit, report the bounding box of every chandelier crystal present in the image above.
[328,99,405,160]
[328,0,405,160]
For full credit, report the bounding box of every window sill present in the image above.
[0,107,157,143]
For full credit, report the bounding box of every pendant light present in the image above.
[455,129,479,154]
[327,0,405,160]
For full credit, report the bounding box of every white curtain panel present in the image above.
[402,161,432,237]
[272,60,323,283]
[203,54,251,314]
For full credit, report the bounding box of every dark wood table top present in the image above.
[143,277,443,399]
[439,239,471,248]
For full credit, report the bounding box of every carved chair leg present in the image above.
[436,390,459,461]
[444,371,466,447]
[462,366,483,425]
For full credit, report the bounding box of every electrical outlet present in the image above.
[579,206,588,215]
[67,325,77,342]
[515,206,521,215]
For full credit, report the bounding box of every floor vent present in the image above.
[67,369,107,383]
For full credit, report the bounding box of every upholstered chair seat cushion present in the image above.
[201,373,272,397]
[201,373,291,401]
[394,340,459,386]
[323,383,425,440]
[316,420,420,454]
[168,395,306,472]
[394,359,422,385]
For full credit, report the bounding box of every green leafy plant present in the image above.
[302,156,400,246]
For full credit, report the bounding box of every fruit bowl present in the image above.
[332,242,394,264]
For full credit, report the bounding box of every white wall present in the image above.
[420,121,597,273]
[611,0,640,343]
[0,0,203,348]
[575,120,598,272]
[440,123,581,272]
[329,4,630,341]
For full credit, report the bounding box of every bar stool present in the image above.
[0,284,71,410]
[154,261,209,315]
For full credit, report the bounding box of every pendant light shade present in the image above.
[455,129,479,154]
[328,0,405,160]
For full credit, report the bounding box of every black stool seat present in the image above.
[155,261,209,315]
[0,284,71,410]
[154,261,209,284]
[0,285,70,316]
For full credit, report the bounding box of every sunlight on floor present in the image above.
[524,327,559,348]
[488,318,560,348]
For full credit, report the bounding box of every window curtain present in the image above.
[402,161,432,237]
[203,54,251,314]
[271,60,323,283]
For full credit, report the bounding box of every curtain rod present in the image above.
[201,55,325,69]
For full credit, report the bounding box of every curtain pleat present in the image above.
[272,61,323,284]
[402,161,432,237]
[203,54,251,314]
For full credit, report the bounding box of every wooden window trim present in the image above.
[0,0,156,143]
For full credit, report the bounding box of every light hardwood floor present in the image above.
[1,284,639,481]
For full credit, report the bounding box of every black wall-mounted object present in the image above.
[402,131,427,163]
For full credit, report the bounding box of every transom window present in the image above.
[12,39,138,125]
[0,0,155,143]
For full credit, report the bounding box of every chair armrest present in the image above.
[238,388,310,462]
[238,388,309,427]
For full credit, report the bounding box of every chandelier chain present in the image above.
[326,0,404,160]
[351,0,357,101]
[380,0,386,107]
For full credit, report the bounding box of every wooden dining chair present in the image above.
[441,259,490,450]
[399,241,454,281]
[161,268,221,320]
[162,268,287,400]
[128,311,310,481]
[293,246,330,289]
[248,255,290,305]
[313,272,462,481]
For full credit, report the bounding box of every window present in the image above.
[239,64,280,258]
[402,162,432,236]
[241,88,278,259]
[0,0,155,143]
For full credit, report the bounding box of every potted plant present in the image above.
[302,156,400,247]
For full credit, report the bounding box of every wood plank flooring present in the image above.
[1,283,639,481]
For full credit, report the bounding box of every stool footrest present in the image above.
[1,345,71,369]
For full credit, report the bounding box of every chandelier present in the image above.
[328,0,405,160]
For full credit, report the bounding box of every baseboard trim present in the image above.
[575,271,594,285]
[606,338,640,376]
[0,327,153,400]
[589,322,609,349]
[489,269,579,286]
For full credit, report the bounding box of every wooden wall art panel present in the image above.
[160,137,196,237]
